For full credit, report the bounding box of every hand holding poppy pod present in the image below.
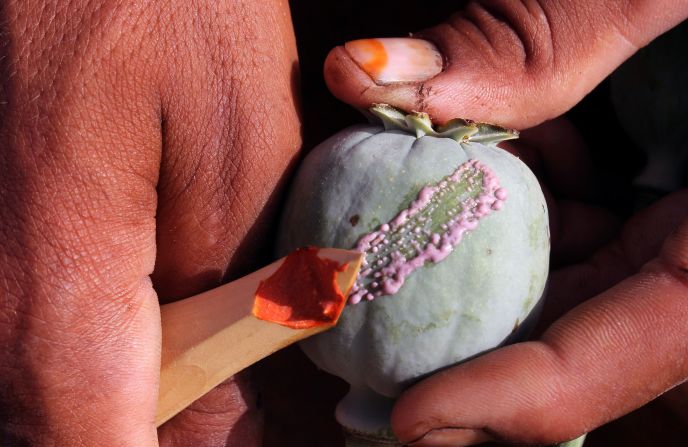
[323,1,688,446]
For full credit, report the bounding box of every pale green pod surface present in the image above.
[276,106,550,442]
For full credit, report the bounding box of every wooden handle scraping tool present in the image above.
[156,248,363,426]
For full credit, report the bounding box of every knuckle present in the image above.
[446,0,556,74]
[640,193,688,288]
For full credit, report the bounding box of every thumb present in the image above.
[325,0,688,128]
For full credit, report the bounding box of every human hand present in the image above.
[321,1,688,445]
[0,0,301,445]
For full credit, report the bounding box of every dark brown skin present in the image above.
[0,0,300,445]
[1,0,687,446]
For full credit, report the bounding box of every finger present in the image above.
[550,200,621,266]
[392,214,688,445]
[517,118,600,201]
[0,2,163,444]
[499,117,596,195]
[519,119,622,265]
[544,189,688,324]
[324,0,688,128]
[150,1,301,444]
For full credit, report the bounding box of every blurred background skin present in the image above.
[253,1,688,446]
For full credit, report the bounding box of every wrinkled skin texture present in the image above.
[0,0,300,445]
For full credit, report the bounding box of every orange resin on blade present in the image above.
[253,247,349,329]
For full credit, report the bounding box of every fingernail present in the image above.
[344,38,443,85]
[408,428,492,447]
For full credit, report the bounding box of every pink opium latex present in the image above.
[349,159,506,304]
